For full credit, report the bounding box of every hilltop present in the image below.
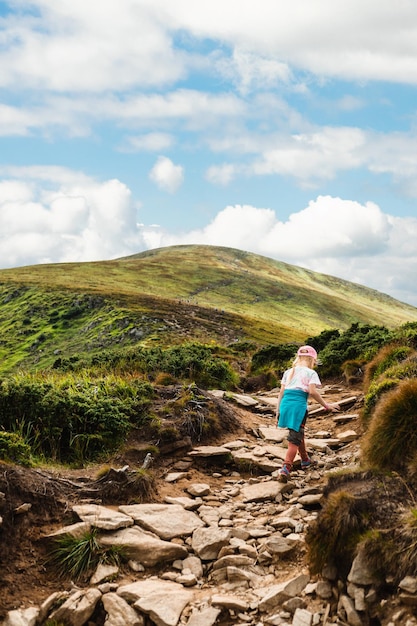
[0,244,416,374]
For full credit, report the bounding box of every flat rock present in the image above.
[164,496,202,510]
[119,503,204,540]
[188,446,231,457]
[72,504,133,531]
[258,427,287,443]
[99,527,188,566]
[306,438,342,450]
[164,472,188,482]
[240,480,286,502]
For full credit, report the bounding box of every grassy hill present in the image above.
[0,244,416,375]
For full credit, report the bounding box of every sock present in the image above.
[284,442,298,470]
[298,438,309,462]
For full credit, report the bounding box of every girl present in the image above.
[276,345,340,482]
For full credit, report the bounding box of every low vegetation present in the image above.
[0,372,154,465]
[306,323,417,585]
[2,244,417,591]
[48,528,126,581]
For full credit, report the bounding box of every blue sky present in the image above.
[1,1,417,306]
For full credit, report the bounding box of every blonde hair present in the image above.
[293,354,316,368]
[286,354,316,384]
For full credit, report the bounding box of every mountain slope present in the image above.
[0,244,416,374]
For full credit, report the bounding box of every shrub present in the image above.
[54,342,238,389]
[362,350,417,424]
[309,323,393,377]
[362,378,399,425]
[341,359,366,385]
[361,509,417,583]
[250,344,298,375]
[306,489,370,577]
[363,344,413,392]
[361,379,417,473]
[0,431,32,466]
[0,373,154,464]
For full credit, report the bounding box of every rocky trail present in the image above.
[1,380,415,626]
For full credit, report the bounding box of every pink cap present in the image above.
[297,345,318,359]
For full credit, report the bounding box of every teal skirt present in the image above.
[278,389,309,432]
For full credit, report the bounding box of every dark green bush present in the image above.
[0,373,154,464]
[310,323,393,376]
[0,431,32,465]
[54,342,238,389]
[250,343,298,374]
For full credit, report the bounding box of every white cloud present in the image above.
[0,2,185,92]
[2,1,417,101]
[149,156,184,193]
[122,133,174,152]
[262,196,391,259]
[0,168,146,266]
[0,90,245,137]
[205,164,238,186]
[216,49,291,94]
[160,0,417,84]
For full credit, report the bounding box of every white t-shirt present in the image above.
[281,366,321,393]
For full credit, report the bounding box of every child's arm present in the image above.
[308,383,340,412]
[276,385,285,422]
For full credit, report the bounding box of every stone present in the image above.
[297,494,323,507]
[182,554,204,579]
[102,592,144,626]
[132,581,194,626]
[186,483,211,497]
[186,605,222,626]
[98,526,188,566]
[191,526,232,560]
[229,393,259,407]
[119,503,205,539]
[211,593,250,611]
[257,574,310,612]
[338,594,362,626]
[164,472,188,482]
[90,563,119,585]
[258,427,288,442]
[164,495,202,510]
[260,534,298,557]
[188,446,231,457]
[316,580,333,600]
[72,504,133,530]
[37,592,70,624]
[399,576,417,594]
[292,608,313,626]
[337,430,358,443]
[347,549,380,586]
[1,607,39,626]
[45,521,91,540]
[49,588,102,625]
[240,480,286,503]
[212,554,256,571]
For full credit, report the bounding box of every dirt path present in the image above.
[0,378,363,617]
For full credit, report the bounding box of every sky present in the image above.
[1,2,417,306]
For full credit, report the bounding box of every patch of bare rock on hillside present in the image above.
[1,382,417,626]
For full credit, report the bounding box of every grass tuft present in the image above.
[47,528,125,581]
[361,378,417,473]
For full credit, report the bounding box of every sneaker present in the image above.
[279,465,291,483]
[301,457,314,469]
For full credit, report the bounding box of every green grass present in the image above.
[0,244,416,375]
